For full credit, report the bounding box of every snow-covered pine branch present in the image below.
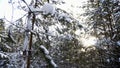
[40,45,58,68]
[8,29,16,43]
[0,52,9,59]
[0,34,8,38]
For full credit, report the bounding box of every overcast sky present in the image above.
[0,0,26,21]
[0,0,11,19]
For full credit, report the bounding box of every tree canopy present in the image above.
[0,0,120,68]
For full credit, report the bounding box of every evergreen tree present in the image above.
[87,0,120,67]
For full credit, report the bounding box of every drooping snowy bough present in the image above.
[40,45,58,68]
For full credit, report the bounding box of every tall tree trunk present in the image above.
[27,13,36,68]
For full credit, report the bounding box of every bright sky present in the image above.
[57,0,88,19]
[0,0,88,20]
[0,0,88,28]
[0,0,10,19]
[0,0,26,21]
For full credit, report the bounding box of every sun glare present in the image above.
[80,36,97,47]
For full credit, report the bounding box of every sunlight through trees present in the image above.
[0,0,120,68]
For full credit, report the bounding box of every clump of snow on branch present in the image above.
[0,52,9,58]
[8,26,16,43]
[23,33,29,50]
[26,16,32,30]
[22,2,56,15]
[40,45,58,68]
[50,60,58,68]
[40,45,49,55]
[41,3,56,15]
[117,41,120,46]
[58,13,73,23]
